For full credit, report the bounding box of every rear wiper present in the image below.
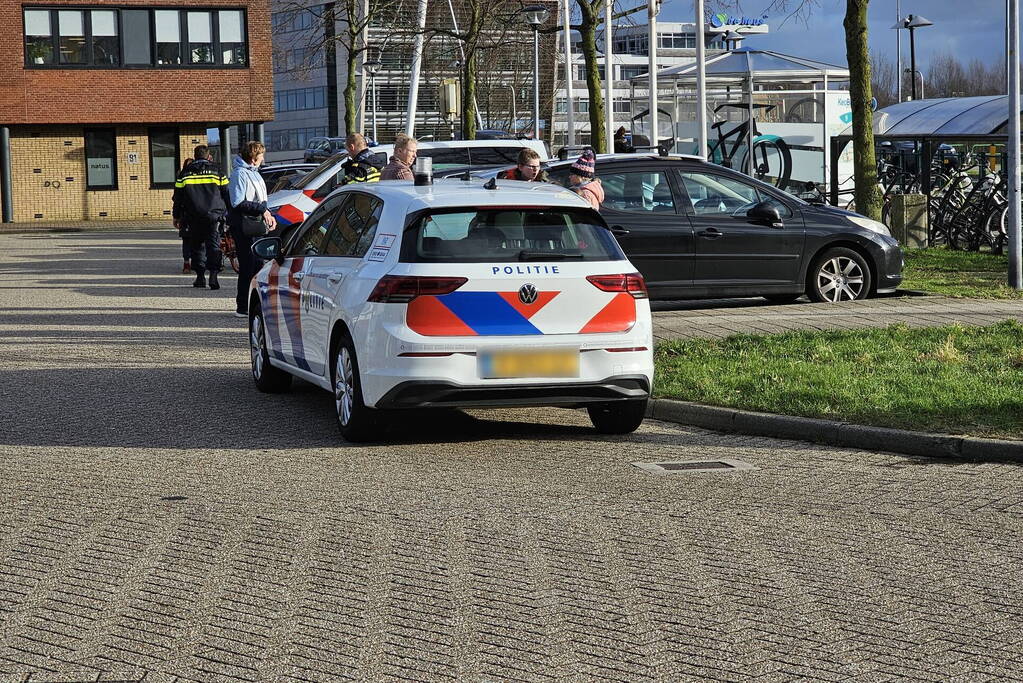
[518,250,584,261]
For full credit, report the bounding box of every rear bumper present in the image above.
[374,375,651,409]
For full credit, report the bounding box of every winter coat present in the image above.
[172,159,230,226]
[575,179,605,211]
[227,155,269,232]
[341,148,383,185]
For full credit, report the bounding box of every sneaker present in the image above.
[234,309,248,318]
[182,262,191,274]
[192,273,206,288]
[209,272,220,290]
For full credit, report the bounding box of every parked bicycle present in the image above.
[707,103,792,189]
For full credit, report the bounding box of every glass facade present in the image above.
[84,129,117,189]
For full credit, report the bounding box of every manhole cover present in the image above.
[632,458,756,475]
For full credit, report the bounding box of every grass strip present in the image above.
[902,248,1022,299]
[654,321,1023,439]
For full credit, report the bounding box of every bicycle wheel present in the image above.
[739,136,792,188]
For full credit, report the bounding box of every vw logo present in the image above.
[518,283,538,305]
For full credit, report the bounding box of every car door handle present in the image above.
[609,224,630,235]
[327,273,344,283]
[697,228,723,239]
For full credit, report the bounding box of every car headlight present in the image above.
[847,215,891,237]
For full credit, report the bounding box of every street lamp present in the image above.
[904,68,925,100]
[521,4,550,140]
[891,13,933,101]
[364,56,382,143]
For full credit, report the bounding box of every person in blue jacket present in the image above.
[227,141,277,318]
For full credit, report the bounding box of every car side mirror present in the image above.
[252,236,283,264]
[747,200,784,228]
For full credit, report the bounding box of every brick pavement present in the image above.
[1,231,1022,680]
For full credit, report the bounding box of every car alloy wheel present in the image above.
[816,255,865,302]
[335,345,354,427]
[250,314,265,380]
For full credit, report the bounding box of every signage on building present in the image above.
[126,152,140,164]
[706,12,770,34]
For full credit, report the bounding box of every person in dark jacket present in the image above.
[173,146,230,290]
[613,126,634,153]
[341,133,383,185]
[227,141,276,317]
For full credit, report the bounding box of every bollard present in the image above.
[889,194,929,248]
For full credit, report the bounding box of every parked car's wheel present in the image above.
[763,293,802,304]
[587,399,648,435]
[250,303,292,393]
[807,247,872,303]
[332,334,380,443]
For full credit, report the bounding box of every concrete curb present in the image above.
[647,399,1023,463]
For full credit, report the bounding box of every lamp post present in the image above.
[521,5,550,141]
[891,14,933,101]
[723,29,745,51]
[364,57,382,143]
[904,68,924,100]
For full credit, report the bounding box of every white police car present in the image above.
[247,177,654,442]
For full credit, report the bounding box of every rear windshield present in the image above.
[400,208,625,263]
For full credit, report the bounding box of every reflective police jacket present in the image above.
[341,148,383,185]
[172,159,230,225]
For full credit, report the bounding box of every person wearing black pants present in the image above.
[227,140,276,317]
[172,146,230,291]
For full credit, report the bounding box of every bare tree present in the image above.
[844,0,881,221]
[871,50,897,109]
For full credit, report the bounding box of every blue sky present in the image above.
[658,0,1009,69]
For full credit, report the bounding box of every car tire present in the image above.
[250,303,293,393]
[332,334,380,443]
[764,293,802,304]
[807,247,872,303]
[587,399,648,435]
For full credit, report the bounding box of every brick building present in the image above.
[0,0,273,222]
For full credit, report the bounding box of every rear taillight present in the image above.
[586,273,648,299]
[367,275,467,303]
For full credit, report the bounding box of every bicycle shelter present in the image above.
[629,48,851,192]
[830,95,1014,207]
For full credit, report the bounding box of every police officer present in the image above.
[340,133,383,185]
[173,145,230,290]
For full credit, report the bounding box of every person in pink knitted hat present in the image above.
[567,148,604,211]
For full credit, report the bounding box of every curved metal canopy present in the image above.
[631,48,849,84]
[843,95,1012,137]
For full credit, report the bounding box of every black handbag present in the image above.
[240,214,267,237]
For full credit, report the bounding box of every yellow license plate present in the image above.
[480,349,579,379]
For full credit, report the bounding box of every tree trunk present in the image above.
[344,42,358,135]
[462,47,478,139]
[576,0,606,153]
[844,0,882,221]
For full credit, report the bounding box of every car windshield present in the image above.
[402,208,625,263]
[292,152,347,190]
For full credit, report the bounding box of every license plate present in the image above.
[479,349,579,379]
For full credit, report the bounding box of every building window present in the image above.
[58,10,86,64]
[149,128,179,189]
[23,7,248,68]
[267,127,328,152]
[272,8,319,34]
[91,10,119,65]
[187,12,214,64]
[24,9,54,65]
[274,86,327,113]
[219,10,246,65]
[85,129,117,190]
[613,98,631,113]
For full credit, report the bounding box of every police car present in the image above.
[247,176,654,442]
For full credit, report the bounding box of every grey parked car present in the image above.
[303,137,346,163]
[477,154,903,303]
